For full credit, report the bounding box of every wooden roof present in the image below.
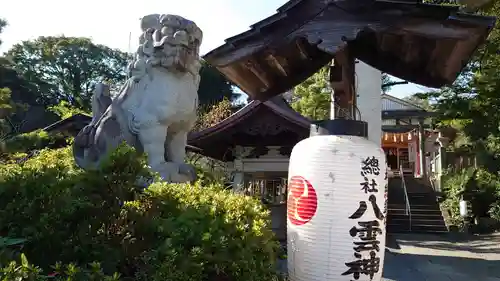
[380,93,435,119]
[43,113,91,135]
[203,0,496,101]
[187,96,311,161]
[381,93,424,111]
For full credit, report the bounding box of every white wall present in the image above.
[356,61,382,146]
[226,158,290,172]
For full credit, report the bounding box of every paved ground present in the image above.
[383,233,500,281]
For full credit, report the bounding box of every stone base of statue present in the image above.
[73,14,203,183]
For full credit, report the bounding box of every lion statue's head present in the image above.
[129,14,203,80]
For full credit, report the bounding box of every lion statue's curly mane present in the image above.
[73,14,203,183]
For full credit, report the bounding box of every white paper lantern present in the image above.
[287,128,388,281]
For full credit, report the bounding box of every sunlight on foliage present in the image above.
[193,98,233,131]
[0,144,281,281]
[48,101,90,119]
[291,67,330,120]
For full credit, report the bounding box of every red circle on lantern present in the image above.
[287,175,318,226]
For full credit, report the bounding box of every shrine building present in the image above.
[188,93,432,194]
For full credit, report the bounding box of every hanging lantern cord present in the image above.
[354,104,362,121]
[333,100,362,121]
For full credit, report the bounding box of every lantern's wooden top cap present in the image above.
[310,120,368,138]
[203,0,496,101]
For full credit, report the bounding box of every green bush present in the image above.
[442,167,500,228]
[0,144,280,281]
[1,254,120,281]
[1,129,68,158]
[489,182,500,220]
[441,168,470,226]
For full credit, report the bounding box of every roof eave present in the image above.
[203,0,496,101]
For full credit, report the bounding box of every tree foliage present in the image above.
[5,36,238,118]
[0,87,29,143]
[6,36,130,109]
[198,60,239,106]
[416,3,500,165]
[410,2,500,230]
[403,94,433,111]
[48,101,90,120]
[193,98,233,131]
[291,66,331,120]
[0,19,6,47]
[291,66,402,119]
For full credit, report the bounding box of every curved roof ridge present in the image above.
[263,98,311,128]
[188,95,311,142]
[204,0,495,100]
[188,100,262,141]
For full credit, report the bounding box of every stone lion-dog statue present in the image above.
[73,14,202,183]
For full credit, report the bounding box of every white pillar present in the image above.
[231,156,245,193]
[355,61,382,146]
[231,171,245,193]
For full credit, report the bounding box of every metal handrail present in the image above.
[399,165,412,231]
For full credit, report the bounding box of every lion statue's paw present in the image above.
[178,163,197,183]
[154,162,197,184]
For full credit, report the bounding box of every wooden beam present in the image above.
[330,46,356,119]
[243,58,272,91]
[295,38,310,60]
[264,52,288,76]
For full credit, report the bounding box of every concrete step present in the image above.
[388,203,439,208]
[388,224,447,231]
[388,214,445,220]
[386,178,447,234]
[388,208,442,216]
[408,198,439,204]
[387,223,448,233]
[388,217,446,225]
[388,202,440,208]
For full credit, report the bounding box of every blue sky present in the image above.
[0,0,432,98]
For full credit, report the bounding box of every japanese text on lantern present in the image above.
[342,156,384,280]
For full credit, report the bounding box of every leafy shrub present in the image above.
[1,129,68,157]
[442,167,500,228]
[188,153,229,188]
[441,169,470,226]
[0,144,280,281]
[489,181,500,220]
[1,254,120,281]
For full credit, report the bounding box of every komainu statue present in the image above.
[73,14,203,183]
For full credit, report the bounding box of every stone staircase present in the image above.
[387,176,448,233]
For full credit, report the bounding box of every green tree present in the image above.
[403,94,433,111]
[291,66,331,120]
[291,67,407,119]
[0,21,33,139]
[382,73,408,93]
[416,2,500,164]
[0,18,6,46]
[198,60,239,106]
[6,36,130,109]
[0,87,23,143]
[193,98,233,131]
[0,87,14,123]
